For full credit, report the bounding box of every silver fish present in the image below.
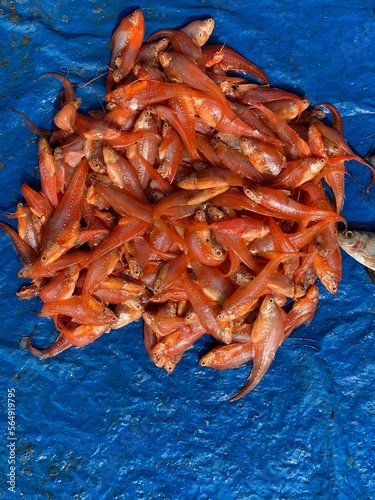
[337,229,375,273]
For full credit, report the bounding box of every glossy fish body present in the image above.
[229,295,285,401]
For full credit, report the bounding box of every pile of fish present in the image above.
[2,9,373,400]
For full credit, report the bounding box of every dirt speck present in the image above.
[8,1,22,23]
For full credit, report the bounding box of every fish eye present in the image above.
[344,230,354,239]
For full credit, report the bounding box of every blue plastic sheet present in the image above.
[0,1,374,498]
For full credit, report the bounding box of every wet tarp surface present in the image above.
[0,1,374,498]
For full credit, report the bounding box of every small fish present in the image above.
[337,229,375,281]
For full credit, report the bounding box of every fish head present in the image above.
[337,228,375,271]
[40,243,64,266]
[337,229,366,253]
[259,294,279,317]
[320,273,340,294]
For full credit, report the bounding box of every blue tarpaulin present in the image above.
[0,1,374,498]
